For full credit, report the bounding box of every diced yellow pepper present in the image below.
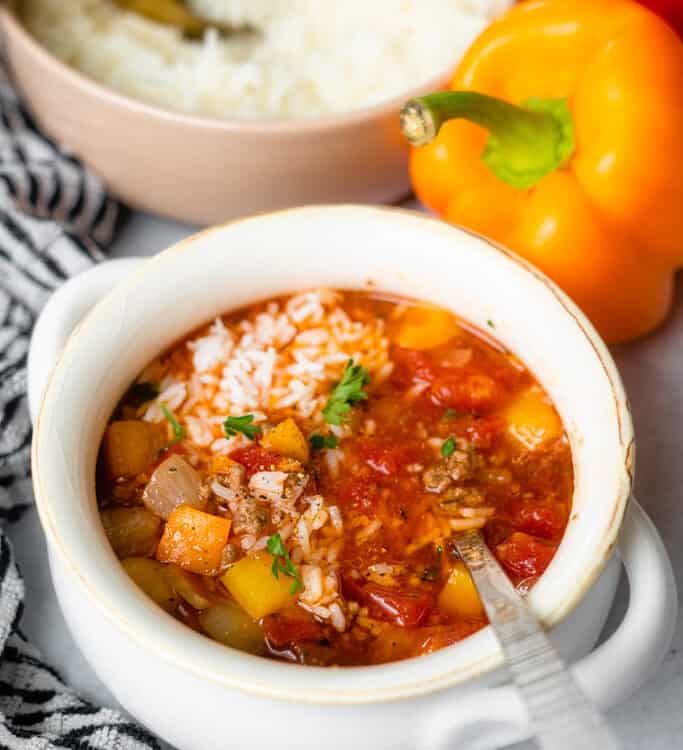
[261,418,310,463]
[394,305,461,350]
[438,561,485,620]
[503,386,562,450]
[156,506,231,575]
[102,420,165,478]
[221,555,296,620]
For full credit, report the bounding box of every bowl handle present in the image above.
[421,498,677,750]
[27,258,145,424]
[573,497,677,705]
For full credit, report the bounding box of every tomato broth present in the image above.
[97,290,572,665]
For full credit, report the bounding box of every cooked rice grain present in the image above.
[21,0,510,120]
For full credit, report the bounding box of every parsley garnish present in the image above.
[159,402,184,449]
[322,359,371,425]
[441,436,456,458]
[223,414,261,441]
[310,434,338,451]
[442,408,456,421]
[267,533,303,594]
[487,319,495,329]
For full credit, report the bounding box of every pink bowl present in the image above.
[0,5,460,225]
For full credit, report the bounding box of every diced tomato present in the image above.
[410,623,484,656]
[340,570,367,601]
[483,519,514,549]
[229,445,281,477]
[365,450,399,476]
[496,532,557,578]
[362,583,434,627]
[430,371,503,413]
[490,364,525,391]
[359,441,400,476]
[338,477,380,514]
[509,500,567,540]
[458,415,505,450]
[355,438,418,477]
[262,613,325,648]
[391,347,437,387]
[341,573,434,628]
[514,448,568,485]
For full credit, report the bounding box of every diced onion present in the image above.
[101,507,161,558]
[143,454,205,519]
[122,557,176,613]
[199,603,265,655]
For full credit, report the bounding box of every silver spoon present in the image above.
[453,529,620,749]
[112,0,257,40]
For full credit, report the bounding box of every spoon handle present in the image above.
[453,530,620,750]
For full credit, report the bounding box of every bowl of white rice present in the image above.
[1,0,512,224]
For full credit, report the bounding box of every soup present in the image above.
[97,289,572,666]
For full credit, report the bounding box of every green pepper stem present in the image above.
[400,91,575,190]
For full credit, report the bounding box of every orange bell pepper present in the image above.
[402,0,683,343]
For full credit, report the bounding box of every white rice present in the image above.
[328,505,343,532]
[142,289,391,455]
[21,0,511,120]
[449,517,486,531]
[249,471,288,500]
[129,289,394,631]
[355,519,382,544]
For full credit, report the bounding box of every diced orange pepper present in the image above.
[394,305,461,350]
[503,385,562,451]
[156,506,231,575]
[404,0,683,343]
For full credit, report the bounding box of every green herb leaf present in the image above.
[223,414,262,441]
[322,359,371,425]
[266,533,303,594]
[442,408,456,421]
[127,381,159,406]
[441,436,456,458]
[310,434,338,451]
[159,401,184,449]
[487,319,495,329]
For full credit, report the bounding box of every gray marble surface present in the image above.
[14,209,683,749]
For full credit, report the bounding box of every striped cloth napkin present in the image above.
[0,69,159,748]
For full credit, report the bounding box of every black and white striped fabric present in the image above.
[0,68,159,748]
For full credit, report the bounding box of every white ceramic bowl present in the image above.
[29,206,676,750]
